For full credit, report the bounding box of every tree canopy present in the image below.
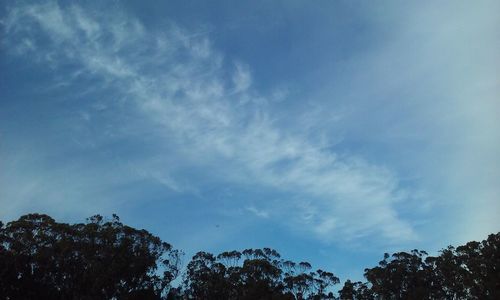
[179,248,338,299]
[339,233,500,300]
[0,214,182,299]
[1,213,498,299]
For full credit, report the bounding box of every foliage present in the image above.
[340,232,500,300]
[181,248,338,299]
[0,214,182,299]
[1,213,498,299]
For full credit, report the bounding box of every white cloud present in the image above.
[1,1,419,243]
[245,206,270,219]
[301,1,500,245]
[232,62,252,93]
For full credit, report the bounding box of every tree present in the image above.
[0,213,182,299]
[342,233,500,300]
[339,280,373,300]
[363,250,431,299]
[2,213,498,299]
[183,248,339,300]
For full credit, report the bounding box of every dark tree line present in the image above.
[0,214,498,299]
[0,214,181,299]
[339,233,500,300]
[177,249,338,299]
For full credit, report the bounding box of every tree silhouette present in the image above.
[1,213,498,299]
[338,280,373,300]
[341,232,500,300]
[183,248,339,300]
[0,214,182,299]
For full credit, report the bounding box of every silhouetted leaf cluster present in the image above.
[177,248,338,299]
[339,233,500,299]
[0,214,182,299]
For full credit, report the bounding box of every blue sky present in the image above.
[1,0,499,282]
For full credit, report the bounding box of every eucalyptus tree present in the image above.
[0,214,182,299]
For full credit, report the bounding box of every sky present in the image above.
[1,0,499,282]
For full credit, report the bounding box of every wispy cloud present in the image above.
[245,206,270,219]
[1,1,419,243]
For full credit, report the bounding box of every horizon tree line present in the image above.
[0,213,498,299]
